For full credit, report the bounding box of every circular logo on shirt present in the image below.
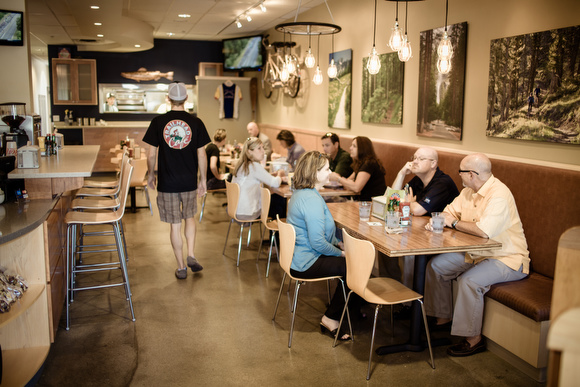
[163,120,192,149]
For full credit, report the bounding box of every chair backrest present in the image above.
[225,180,240,219]
[342,228,375,298]
[112,157,134,219]
[260,187,271,226]
[277,215,296,275]
[129,157,148,187]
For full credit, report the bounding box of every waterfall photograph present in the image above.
[486,25,580,144]
[417,22,467,140]
[327,49,352,129]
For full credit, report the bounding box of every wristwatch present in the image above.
[452,220,459,229]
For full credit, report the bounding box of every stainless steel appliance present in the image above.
[0,103,41,156]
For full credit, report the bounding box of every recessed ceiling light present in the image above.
[167,32,175,36]
[94,22,102,26]
[135,44,141,48]
[90,6,99,10]
[178,14,191,18]
[97,34,104,37]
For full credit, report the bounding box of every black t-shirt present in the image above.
[408,168,459,214]
[205,142,220,180]
[142,111,211,193]
[357,159,386,201]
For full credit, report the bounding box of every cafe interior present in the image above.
[1,0,579,385]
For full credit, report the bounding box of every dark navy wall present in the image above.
[49,39,223,122]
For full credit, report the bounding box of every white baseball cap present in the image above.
[168,82,187,101]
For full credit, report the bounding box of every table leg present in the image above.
[130,187,136,213]
[376,254,449,355]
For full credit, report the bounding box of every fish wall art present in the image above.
[121,68,174,82]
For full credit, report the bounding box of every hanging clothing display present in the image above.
[215,81,242,119]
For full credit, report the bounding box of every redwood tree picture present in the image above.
[417,22,467,140]
[361,52,404,124]
[486,25,580,144]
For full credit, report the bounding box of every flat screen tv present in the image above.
[223,35,264,71]
[0,9,23,46]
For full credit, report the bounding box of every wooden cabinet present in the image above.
[52,58,98,105]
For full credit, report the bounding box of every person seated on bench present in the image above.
[276,130,305,170]
[321,132,353,178]
[328,136,386,201]
[424,153,530,357]
[206,128,228,190]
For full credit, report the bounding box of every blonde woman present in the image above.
[232,137,284,220]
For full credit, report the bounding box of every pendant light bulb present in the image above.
[286,56,297,74]
[437,31,453,59]
[313,66,324,85]
[388,21,404,52]
[398,36,412,62]
[305,48,316,68]
[280,64,290,82]
[327,59,337,79]
[367,47,381,75]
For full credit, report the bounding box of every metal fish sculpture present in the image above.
[121,67,174,82]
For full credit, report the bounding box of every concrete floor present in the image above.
[37,190,544,386]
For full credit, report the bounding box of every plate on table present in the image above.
[323,181,343,189]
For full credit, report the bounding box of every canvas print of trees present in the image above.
[417,22,467,140]
[361,52,404,124]
[328,49,353,129]
[486,25,580,144]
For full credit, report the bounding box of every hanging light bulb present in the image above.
[398,36,412,62]
[367,47,381,75]
[367,0,381,75]
[280,63,290,82]
[437,0,453,74]
[388,2,404,51]
[305,48,316,68]
[437,57,451,74]
[327,59,337,78]
[313,66,324,85]
[235,19,242,28]
[286,56,297,74]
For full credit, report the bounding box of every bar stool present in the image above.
[64,158,135,330]
[82,151,128,189]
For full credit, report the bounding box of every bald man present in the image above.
[424,154,529,357]
[392,147,459,216]
[247,122,272,161]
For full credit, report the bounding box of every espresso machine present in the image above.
[0,102,31,156]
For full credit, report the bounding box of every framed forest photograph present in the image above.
[486,25,580,144]
[361,52,404,124]
[328,49,353,129]
[417,22,467,140]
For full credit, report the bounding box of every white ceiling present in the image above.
[26,0,328,58]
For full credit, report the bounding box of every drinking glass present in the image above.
[386,211,400,229]
[431,212,445,233]
[359,201,371,222]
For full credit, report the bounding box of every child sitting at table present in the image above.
[232,137,284,220]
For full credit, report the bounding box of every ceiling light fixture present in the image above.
[327,33,337,79]
[260,2,267,12]
[246,14,252,22]
[94,22,102,26]
[167,32,175,36]
[367,0,381,75]
[178,14,191,18]
[226,1,268,32]
[90,6,99,10]
[236,18,242,28]
[135,44,141,48]
[304,33,316,68]
[398,1,412,62]
[97,34,104,37]
[437,0,453,74]
[388,1,403,52]
[275,0,341,86]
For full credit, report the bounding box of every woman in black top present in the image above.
[329,136,386,201]
[206,128,227,190]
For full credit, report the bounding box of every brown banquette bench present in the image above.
[261,125,580,381]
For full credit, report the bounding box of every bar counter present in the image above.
[8,145,99,199]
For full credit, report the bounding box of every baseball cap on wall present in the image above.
[168,82,187,101]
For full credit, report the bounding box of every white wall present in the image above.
[255,0,580,167]
[0,0,31,107]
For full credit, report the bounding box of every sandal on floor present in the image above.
[320,322,351,341]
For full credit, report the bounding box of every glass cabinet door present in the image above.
[52,59,97,105]
[55,62,72,101]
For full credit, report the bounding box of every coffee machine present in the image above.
[0,102,38,156]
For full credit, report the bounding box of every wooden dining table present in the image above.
[269,184,358,199]
[327,201,502,355]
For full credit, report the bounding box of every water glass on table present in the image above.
[386,210,400,229]
[431,212,445,233]
[359,201,371,222]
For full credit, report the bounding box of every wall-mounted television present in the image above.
[0,9,24,46]
[223,35,264,71]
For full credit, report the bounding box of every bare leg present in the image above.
[170,222,185,269]
[184,217,196,257]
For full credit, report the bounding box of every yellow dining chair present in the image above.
[335,228,435,380]
[272,216,352,348]
[223,180,261,267]
[257,187,280,277]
